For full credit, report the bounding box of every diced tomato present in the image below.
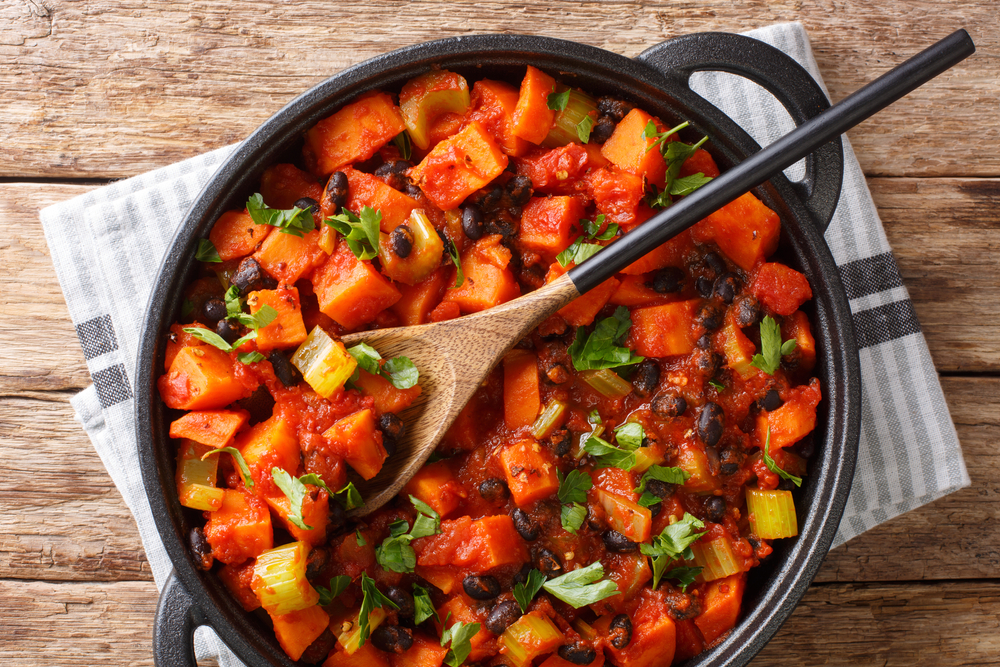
[414,515,529,572]
[514,144,590,195]
[587,167,645,228]
[750,262,813,316]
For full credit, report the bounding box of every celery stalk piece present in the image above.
[252,541,319,615]
[580,368,633,398]
[571,424,603,460]
[501,612,565,667]
[337,607,386,655]
[530,399,568,439]
[378,209,445,286]
[631,447,666,473]
[746,488,798,539]
[595,487,651,542]
[400,71,471,150]
[543,89,598,147]
[176,439,224,512]
[690,536,742,581]
[291,325,357,398]
[573,617,597,642]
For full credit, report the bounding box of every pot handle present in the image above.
[635,32,844,232]
[153,570,204,667]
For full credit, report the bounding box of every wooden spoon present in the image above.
[345,29,974,516]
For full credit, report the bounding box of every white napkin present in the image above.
[39,22,968,667]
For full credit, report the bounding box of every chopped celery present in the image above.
[746,488,798,539]
[252,541,319,615]
[291,326,357,398]
[175,439,224,512]
[500,612,565,667]
[595,487,652,542]
[571,424,603,460]
[530,399,568,439]
[543,89,597,147]
[337,607,387,655]
[690,536,742,581]
[378,209,445,285]
[631,446,666,473]
[573,617,597,642]
[580,368,633,398]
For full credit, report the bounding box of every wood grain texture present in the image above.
[0,579,997,667]
[0,1,996,179]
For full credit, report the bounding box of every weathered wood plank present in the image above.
[0,377,995,583]
[0,1,995,179]
[0,579,997,666]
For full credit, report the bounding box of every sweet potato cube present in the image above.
[210,210,270,262]
[204,488,273,564]
[429,300,461,322]
[236,414,301,489]
[546,261,619,327]
[500,440,560,507]
[409,121,508,210]
[692,191,780,271]
[694,573,745,645]
[435,597,495,662]
[342,167,421,232]
[600,108,668,187]
[271,605,330,662]
[260,163,324,210]
[606,600,677,667]
[468,78,532,157]
[628,300,700,357]
[169,409,249,448]
[402,460,467,518]
[782,310,816,373]
[312,245,401,329]
[322,409,388,480]
[389,634,448,667]
[620,227,696,275]
[503,349,541,430]
[750,262,813,316]
[253,228,327,286]
[304,92,406,176]
[519,196,585,260]
[248,287,308,352]
[265,487,330,546]
[680,147,721,178]
[609,274,677,307]
[414,515,528,572]
[217,560,261,611]
[158,345,249,411]
[391,267,449,326]
[512,65,557,145]
[442,244,520,313]
[325,643,390,667]
[755,378,822,450]
[353,369,422,414]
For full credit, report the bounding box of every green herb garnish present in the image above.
[393,131,413,160]
[199,446,254,490]
[567,307,644,371]
[542,561,619,608]
[314,575,352,606]
[359,573,398,647]
[413,583,439,625]
[641,513,707,588]
[750,315,798,375]
[441,620,481,667]
[763,426,802,487]
[513,568,546,612]
[665,566,703,592]
[347,342,419,389]
[246,193,316,238]
[447,239,465,288]
[324,205,382,260]
[582,434,636,471]
[195,239,222,263]
[334,481,364,511]
[547,89,570,111]
[375,495,441,573]
[561,502,588,534]
[576,115,594,143]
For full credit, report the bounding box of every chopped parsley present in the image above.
[567,307,644,372]
[583,434,636,471]
[442,620,481,667]
[556,214,619,267]
[375,495,441,573]
[359,573,398,647]
[750,315,798,375]
[547,89,570,111]
[246,193,316,237]
[271,468,336,530]
[542,561,619,608]
[613,422,645,450]
[513,568,546,612]
[183,326,257,356]
[641,120,713,207]
[412,583,438,624]
[665,566,703,592]
[635,465,690,508]
[195,239,222,263]
[708,378,726,392]
[333,481,364,511]
[347,342,419,389]
[393,131,413,161]
[763,426,802,487]
[641,513,707,588]
[557,466,592,533]
[561,503,588,534]
[447,239,465,287]
[355,529,367,546]
[324,205,382,260]
[314,575,351,606]
[225,285,279,331]
[199,446,253,490]
[576,114,594,143]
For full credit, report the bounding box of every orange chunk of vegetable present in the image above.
[514,144,590,195]
[546,261,619,327]
[499,440,560,507]
[400,70,471,150]
[414,515,529,572]
[620,226,696,275]
[694,573,745,646]
[679,147,721,178]
[203,488,273,564]
[322,409,388,480]
[782,310,816,373]
[236,414,301,489]
[519,196,585,260]
[429,300,461,322]
[158,344,249,411]
[755,378,822,450]
[468,79,532,157]
[601,551,653,610]
[325,643,390,667]
[600,108,668,187]
[750,262,813,316]
[260,163,324,210]
[435,596,495,662]
[253,228,327,286]
[512,66,557,145]
[341,167,421,232]
[673,619,706,663]
[210,210,270,262]
[265,486,330,546]
[271,605,330,662]
[605,593,677,667]
[403,460,467,518]
[627,299,700,357]
[609,274,678,307]
[594,488,652,543]
[391,267,449,326]
[312,244,402,329]
[587,167,645,229]
[217,560,261,612]
[169,409,249,448]
[248,287,308,352]
[539,653,603,667]
[503,349,541,430]
[442,241,520,313]
[676,443,721,494]
[691,191,780,271]
[304,92,406,176]
[389,634,448,667]
[353,368,422,414]
[409,121,509,210]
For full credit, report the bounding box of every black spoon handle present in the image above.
[567,29,976,293]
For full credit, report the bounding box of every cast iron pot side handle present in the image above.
[154,571,204,667]
[635,32,844,231]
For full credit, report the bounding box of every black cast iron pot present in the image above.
[137,32,861,667]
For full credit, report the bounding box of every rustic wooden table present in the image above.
[2,1,998,665]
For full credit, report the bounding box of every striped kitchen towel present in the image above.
[39,22,968,667]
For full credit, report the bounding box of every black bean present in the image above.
[793,434,816,460]
[703,252,726,276]
[664,589,702,621]
[389,225,414,258]
[596,97,634,123]
[269,350,302,388]
[591,116,617,144]
[696,276,714,298]
[549,429,572,458]
[231,257,269,297]
[481,184,503,211]
[649,501,663,517]
[720,461,739,476]
[777,477,797,491]
[378,413,406,456]
[215,318,241,344]
[463,574,501,600]
[652,394,686,419]
[294,197,319,214]
[713,272,740,304]
[305,547,328,584]
[694,349,724,376]
[631,359,660,398]
[188,527,213,571]
[371,625,413,654]
[696,302,723,332]
[733,295,762,327]
[236,385,275,423]
[644,479,675,499]
[386,586,415,618]
[486,600,523,635]
[695,333,712,349]
[328,500,347,532]
[697,402,725,448]
[326,171,349,212]
[300,628,337,664]
[558,644,597,665]
[536,547,564,578]
[405,183,423,199]
[513,509,540,541]
[506,175,534,206]
[704,496,727,523]
[609,614,633,649]
[479,477,510,503]
[602,530,639,553]
[353,153,384,174]
[462,204,485,240]
[202,298,226,322]
[650,267,684,294]
[513,563,533,587]
[762,389,783,412]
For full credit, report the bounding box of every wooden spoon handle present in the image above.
[567,28,975,294]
